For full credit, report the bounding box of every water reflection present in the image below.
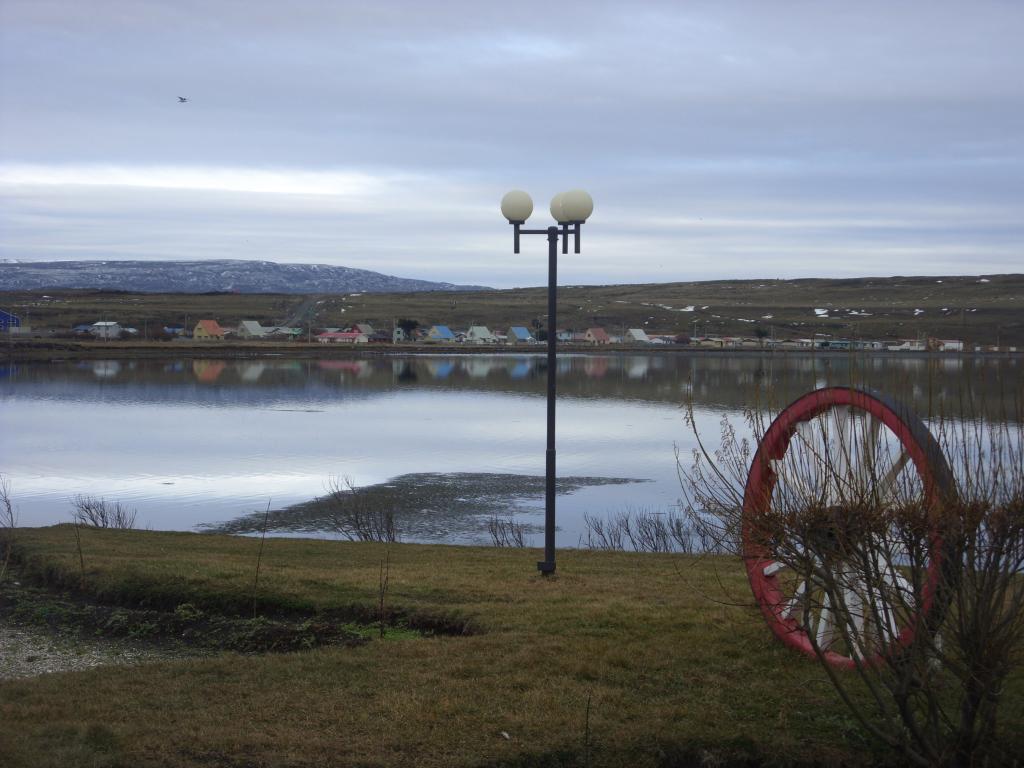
[2,353,1019,543]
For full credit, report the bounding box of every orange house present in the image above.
[193,319,226,340]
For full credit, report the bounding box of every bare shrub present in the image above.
[71,494,137,529]
[583,508,694,553]
[323,477,398,543]
[678,387,1024,767]
[487,515,526,547]
[0,475,17,583]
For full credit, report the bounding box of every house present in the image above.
[0,310,20,332]
[585,327,610,345]
[237,321,267,339]
[370,330,392,343]
[425,325,455,343]
[625,328,650,343]
[349,323,374,335]
[556,329,574,342]
[317,331,368,344]
[263,326,302,339]
[91,321,123,340]
[393,327,408,343]
[466,326,498,344]
[193,320,226,340]
[931,338,964,352]
[887,339,926,351]
[506,326,535,344]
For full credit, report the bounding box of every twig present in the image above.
[252,499,272,619]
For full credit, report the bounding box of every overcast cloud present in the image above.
[1,0,1021,287]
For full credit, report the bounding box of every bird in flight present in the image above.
[178,96,189,103]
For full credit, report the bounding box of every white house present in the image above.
[934,339,964,352]
[90,321,122,339]
[237,321,267,339]
[887,339,927,351]
[466,325,497,344]
[625,328,650,343]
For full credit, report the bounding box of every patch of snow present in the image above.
[914,309,924,316]
[814,308,829,317]
[979,278,990,283]
[761,314,773,319]
[679,306,695,312]
[701,305,709,310]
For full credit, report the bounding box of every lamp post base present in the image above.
[536,560,556,576]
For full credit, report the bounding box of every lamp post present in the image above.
[501,189,594,575]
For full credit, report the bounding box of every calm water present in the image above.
[1,353,1018,545]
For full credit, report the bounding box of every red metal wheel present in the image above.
[741,387,954,668]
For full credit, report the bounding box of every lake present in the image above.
[1,352,1018,546]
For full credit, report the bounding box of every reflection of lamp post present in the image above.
[501,189,594,575]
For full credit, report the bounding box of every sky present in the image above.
[1,0,1021,288]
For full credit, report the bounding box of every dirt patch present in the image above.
[200,471,646,540]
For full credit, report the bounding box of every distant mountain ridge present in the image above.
[0,259,490,294]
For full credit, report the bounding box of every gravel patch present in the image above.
[0,620,184,681]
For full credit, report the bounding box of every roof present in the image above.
[586,327,610,341]
[317,331,365,340]
[238,320,265,335]
[428,325,455,340]
[195,319,226,335]
[93,321,121,327]
[626,328,649,340]
[467,325,494,337]
[508,326,533,340]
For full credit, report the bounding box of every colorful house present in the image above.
[0,310,21,332]
[585,327,611,345]
[316,331,368,344]
[506,326,535,344]
[466,325,497,344]
[193,319,226,340]
[237,321,267,339]
[425,325,455,343]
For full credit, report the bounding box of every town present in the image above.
[0,309,984,351]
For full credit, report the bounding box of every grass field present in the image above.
[3,272,1021,347]
[2,528,1022,767]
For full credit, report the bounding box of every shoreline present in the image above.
[4,338,1018,363]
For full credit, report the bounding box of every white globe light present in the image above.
[549,193,570,223]
[560,189,593,222]
[501,190,533,222]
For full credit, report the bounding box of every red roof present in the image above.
[586,327,610,341]
[195,319,226,336]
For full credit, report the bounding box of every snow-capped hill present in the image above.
[0,259,490,294]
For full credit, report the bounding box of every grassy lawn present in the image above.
[1,527,1021,767]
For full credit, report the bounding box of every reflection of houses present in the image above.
[317,331,368,344]
[91,321,122,339]
[585,328,610,345]
[238,362,266,382]
[192,359,226,383]
[466,326,497,344]
[92,360,121,378]
[583,356,609,378]
[625,328,649,343]
[425,325,455,343]
[194,320,226,340]
[425,359,455,379]
[463,358,497,378]
[506,326,535,345]
[237,321,267,339]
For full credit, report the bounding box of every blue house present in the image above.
[425,325,455,343]
[0,310,21,332]
[506,326,535,345]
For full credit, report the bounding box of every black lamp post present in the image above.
[501,189,594,575]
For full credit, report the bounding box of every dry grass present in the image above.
[1,526,1021,767]
[3,272,1022,347]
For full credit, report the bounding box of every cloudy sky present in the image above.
[1,1,1021,288]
